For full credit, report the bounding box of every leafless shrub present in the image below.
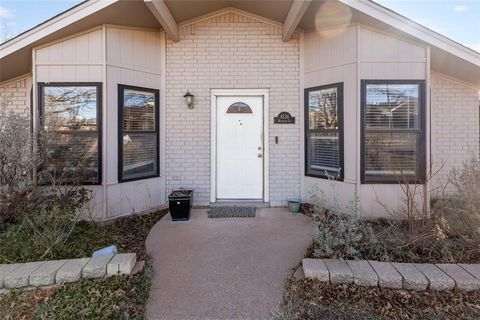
[0,101,93,258]
[433,155,480,239]
[374,164,446,237]
[307,163,480,263]
[0,104,40,226]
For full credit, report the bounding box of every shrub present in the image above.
[308,186,385,260]
[311,211,382,260]
[0,106,40,226]
[306,161,480,263]
[434,155,480,238]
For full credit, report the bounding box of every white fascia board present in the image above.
[0,0,117,58]
[339,0,480,66]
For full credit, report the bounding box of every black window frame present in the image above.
[360,79,426,184]
[304,82,344,180]
[118,84,160,183]
[38,82,103,185]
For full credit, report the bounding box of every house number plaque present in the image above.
[274,112,295,124]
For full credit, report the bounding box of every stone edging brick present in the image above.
[302,258,480,292]
[0,253,137,294]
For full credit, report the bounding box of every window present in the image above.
[39,83,102,184]
[304,83,344,179]
[118,85,159,182]
[226,102,253,114]
[361,80,425,183]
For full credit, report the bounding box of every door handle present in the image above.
[258,154,263,158]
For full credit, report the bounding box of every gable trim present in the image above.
[178,7,295,32]
[0,0,117,58]
[339,0,480,66]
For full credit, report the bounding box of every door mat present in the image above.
[208,207,256,218]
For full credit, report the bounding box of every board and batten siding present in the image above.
[303,25,358,212]
[430,73,480,192]
[165,11,301,206]
[358,26,428,218]
[33,26,165,219]
[104,26,165,218]
[304,24,428,217]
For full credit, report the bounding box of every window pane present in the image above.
[226,102,253,114]
[45,132,99,184]
[364,132,418,177]
[307,85,341,177]
[309,131,339,173]
[43,86,97,132]
[42,85,99,184]
[308,87,338,130]
[122,133,157,180]
[365,84,420,129]
[123,89,155,131]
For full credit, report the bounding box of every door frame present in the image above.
[210,89,270,203]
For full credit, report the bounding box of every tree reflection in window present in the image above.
[226,102,252,114]
[40,84,101,184]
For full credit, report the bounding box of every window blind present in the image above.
[119,86,159,182]
[305,83,343,179]
[362,81,424,183]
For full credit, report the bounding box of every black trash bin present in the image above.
[168,189,193,221]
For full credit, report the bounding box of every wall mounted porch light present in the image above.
[184,90,194,109]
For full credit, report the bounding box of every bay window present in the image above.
[361,80,425,183]
[305,83,344,180]
[39,83,102,184]
[118,85,159,182]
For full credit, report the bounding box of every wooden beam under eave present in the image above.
[145,0,179,42]
[283,0,311,41]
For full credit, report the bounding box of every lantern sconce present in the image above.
[183,90,194,109]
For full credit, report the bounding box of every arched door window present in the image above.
[226,102,253,114]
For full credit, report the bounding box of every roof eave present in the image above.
[339,0,480,67]
[0,0,117,59]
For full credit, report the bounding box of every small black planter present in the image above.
[168,189,193,221]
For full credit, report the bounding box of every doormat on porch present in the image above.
[208,207,256,218]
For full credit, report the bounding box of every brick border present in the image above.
[0,253,138,294]
[303,259,480,292]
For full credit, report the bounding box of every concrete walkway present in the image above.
[145,208,311,320]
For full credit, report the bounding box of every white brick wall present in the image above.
[0,76,32,116]
[431,74,480,191]
[165,11,301,205]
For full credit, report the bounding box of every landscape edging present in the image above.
[0,253,138,294]
[302,258,480,291]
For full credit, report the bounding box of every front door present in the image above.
[216,96,264,200]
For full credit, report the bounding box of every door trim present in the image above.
[210,89,269,203]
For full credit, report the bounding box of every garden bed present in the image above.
[0,209,168,264]
[0,209,168,319]
[302,207,480,264]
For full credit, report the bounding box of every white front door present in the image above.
[216,96,264,200]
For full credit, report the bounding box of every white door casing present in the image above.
[210,89,269,202]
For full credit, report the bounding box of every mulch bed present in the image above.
[275,277,480,320]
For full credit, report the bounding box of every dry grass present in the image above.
[275,277,480,320]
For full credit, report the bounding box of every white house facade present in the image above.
[0,0,479,219]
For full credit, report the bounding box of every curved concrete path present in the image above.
[146,208,311,320]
